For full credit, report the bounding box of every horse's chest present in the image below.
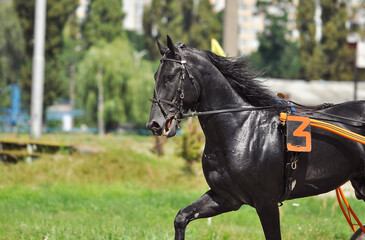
[202,147,228,171]
[201,147,254,205]
[202,148,238,190]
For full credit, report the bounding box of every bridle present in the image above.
[149,44,200,122]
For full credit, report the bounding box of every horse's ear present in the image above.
[156,37,167,56]
[166,35,179,57]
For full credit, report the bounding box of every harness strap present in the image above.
[279,107,299,204]
[175,45,200,107]
[310,119,365,144]
[279,151,300,204]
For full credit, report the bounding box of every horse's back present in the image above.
[289,100,365,199]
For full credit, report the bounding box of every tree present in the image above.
[0,1,25,86]
[303,44,326,80]
[297,0,354,80]
[14,0,79,60]
[81,0,125,47]
[143,0,185,60]
[189,0,221,51]
[143,0,222,60]
[252,0,300,78]
[0,1,25,109]
[320,0,353,80]
[296,0,317,79]
[13,0,79,110]
[54,12,85,125]
[178,118,205,173]
[75,38,155,129]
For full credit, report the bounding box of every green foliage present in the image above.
[143,0,185,59]
[125,30,148,52]
[46,119,62,128]
[81,0,125,47]
[143,0,222,60]
[252,0,301,78]
[178,118,205,172]
[0,1,25,88]
[13,0,78,59]
[0,1,25,109]
[75,38,155,128]
[301,44,326,80]
[320,0,353,80]
[54,13,85,102]
[297,0,354,80]
[296,0,316,79]
[189,0,221,51]
[13,0,79,109]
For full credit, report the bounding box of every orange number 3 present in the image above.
[287,115,312,152]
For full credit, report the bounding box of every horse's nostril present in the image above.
[147,121,161,131]
[151,121,160,129]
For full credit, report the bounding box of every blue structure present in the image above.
[0,84,29,132]
[10,84,20,125]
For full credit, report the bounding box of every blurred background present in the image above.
[1,0,365,239]
[1,0,365,134]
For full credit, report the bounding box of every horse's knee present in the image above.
[174,210,189,229]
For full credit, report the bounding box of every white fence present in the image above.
[260,78,365,105]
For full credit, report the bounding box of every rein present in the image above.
[182,101,365,127]
[182,106,283,118]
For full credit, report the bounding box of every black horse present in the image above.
[146,36,365,240]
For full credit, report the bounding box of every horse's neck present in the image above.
[196,72,252,143]
[196,73,248,112]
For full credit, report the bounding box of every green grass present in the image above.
[0,184,197,240]
[0,133,364,239]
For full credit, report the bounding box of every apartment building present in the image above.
[122,0,150,34]
[237,0,264,55]
[236,0,299,56]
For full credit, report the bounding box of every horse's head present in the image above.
[146,35,200,138]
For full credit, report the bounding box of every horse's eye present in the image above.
[165,74,175,82]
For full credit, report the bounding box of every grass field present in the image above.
[0,133,364,239]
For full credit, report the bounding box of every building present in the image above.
[236,0,264,55]
[235,0,299,56]
[76,0,89,21]
[210,0,225,12]
[122,0,150,34]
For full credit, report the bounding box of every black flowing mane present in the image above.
[204,51,278,107]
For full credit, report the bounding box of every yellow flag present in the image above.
[211,38,226,57]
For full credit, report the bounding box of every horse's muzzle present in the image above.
[146,117,179,138]
[146,120,163,136]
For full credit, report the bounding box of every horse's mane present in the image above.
[203,50,279,107]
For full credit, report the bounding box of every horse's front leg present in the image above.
[255,198,282,240]
[174,189,241,240]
